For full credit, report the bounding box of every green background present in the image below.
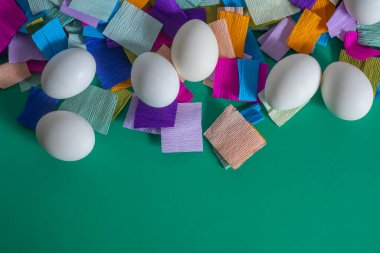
[1,36,380,253]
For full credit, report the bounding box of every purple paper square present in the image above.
[161,103,203,153]
[134,99,178,129]
[8,33,46,63]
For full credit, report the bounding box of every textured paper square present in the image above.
[245,0,299,25]
[8,33,46,63]
[0,62,31,89]
[245,29,266,63]
[217,7,244,17]
[357,21,380,49]
[241,104,264,125]
[286,9,325,54]
[326,2,357,40]
[123,95,161,135]
[69,0,118,21]
[161,103,203,153]
[310,0,336,28]
[27,0,55,15]
[59,85,118,135]
[258,91,305,127]
[204,105,266,169]
[111,89,132,120]
[17,87,59,129]
[344,32,380,61]
[218,11,249,58]
[221,0,245,6]
[213,58,239,101]
[152,31,173,52]
[177,82,194,103]
[19,73,41,92]
[32,18,68,60]
[103,2,163,55]
[209,19,236,58]
[134,100,178,128]
[176,0,203,9]
[0,0,27,53]
[85,38,132,89]
[257,63,269,104]
[258,17,295,61]
[238,59,260,102]
[44,6,75,27]
[60,0,100,28]
[127,0,149,9]
[289,0,316,9]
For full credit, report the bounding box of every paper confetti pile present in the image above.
[0,0,380,169]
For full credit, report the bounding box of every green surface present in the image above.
[1,37,380,253]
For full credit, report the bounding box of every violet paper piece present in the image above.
[60,0,100,28]
[184,8,206,22]
[161,103,203,153]
[177,82,194,103]
[289,0,316,10]
[123,95,161,135]
[326,2,356,40]
[149,0,189,38]
[257,63,269,104]
[259,17,295,61]
[8,33,46,63]
[134,99,178,129]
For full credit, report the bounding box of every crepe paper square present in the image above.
[60,0,100,28]
[245,29,266,63]
[204,105,266,169]
[17,87,59,129]
[209,19,236,58]
[151,31,173,52]
[184,8,207,22]
[177,82,194,103]
[32,18,68,60]
[258,91,305,127]
[69,0,118,22]
[8,33,46,63]
[19,73,41,92]
[363,58,380,95]
[44,6,75,27]
[0,62,31,89]
[213,148,232,169]
[218,11,250,58]
[221,0,246,7]
[176,0,203,9]
[150,0,189,38]
[68,33,86,49]
[317,32,330,47]
[202,4,219,23]
[326,2,356,40]
[245,0,299,26]
[257,63,269,104]
[85,38,132,89]
[161,102,203,153]
[111,79,132,91]
[286,9,325,54]
[217,7,244,17]
[103,2,163,55]
[289,0,316,9]
[0,0,27,53]
[123,48,138,64]
[134,100,178,128]
[311,0,336,25]
[106,38,120,49]
[259,17,295,61]
[27,0,55,15]
[27,60,47,73]
[213,58,239,100]
[127,0,150,9]
[156,44,173,63]
[241,104,264,125]
[83,26,105,39]
[339,49,365,69]
[123,95,161,134]
[344,32,380,61]
[111,89,133,120]
[59,85,118,135]
[357,22,380,49]
[238,59,260,102]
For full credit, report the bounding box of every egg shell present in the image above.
[41,48,96,99]
[131,52,180,108]
[36,111,95,161]
[171,20,219,82]
[264,54,322,111]
[321,62,373,121]
[344,0,380,25]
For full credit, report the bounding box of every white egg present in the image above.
[321,62,373,121]
[344,0,380,25]
[42,48,96,99]
[36,111,95,161]
[264,54,322,111]
[171,20,219,82]
[131,52,180,108]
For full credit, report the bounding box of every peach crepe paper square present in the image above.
[286,9,325,54]
[0,62,31,89]
[209,19,236,58]
[218,11,250,58]
[204,105,266,170]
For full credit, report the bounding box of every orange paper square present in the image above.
[126,0,149,9]
[310,0,336,31]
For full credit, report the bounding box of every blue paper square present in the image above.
[238,59,260,102]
